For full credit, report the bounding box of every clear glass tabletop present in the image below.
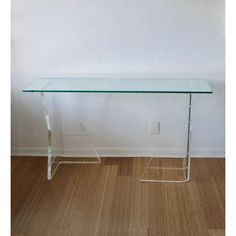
[22,78,212,94]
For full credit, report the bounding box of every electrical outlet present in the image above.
[149,121,160,134]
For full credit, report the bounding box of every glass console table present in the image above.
[23,78,212,182]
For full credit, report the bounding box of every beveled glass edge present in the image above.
[22,78,213,94]
[22,89,212,94]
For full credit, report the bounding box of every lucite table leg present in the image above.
[40,92,101,180]
[41,92,61,179]
[140,94,192,183]
[41,92,54,180]
[185,93,192,181]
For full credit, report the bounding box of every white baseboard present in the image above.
[11,147,48,157]
[11,147,225,158]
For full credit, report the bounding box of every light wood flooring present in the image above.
[11,157,225,236]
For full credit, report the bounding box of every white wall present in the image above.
[11,0,225,157]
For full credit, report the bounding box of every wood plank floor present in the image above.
[11,157,225,236]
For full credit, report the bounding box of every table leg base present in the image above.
[139,157,190,183]
[48,156,101,180]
